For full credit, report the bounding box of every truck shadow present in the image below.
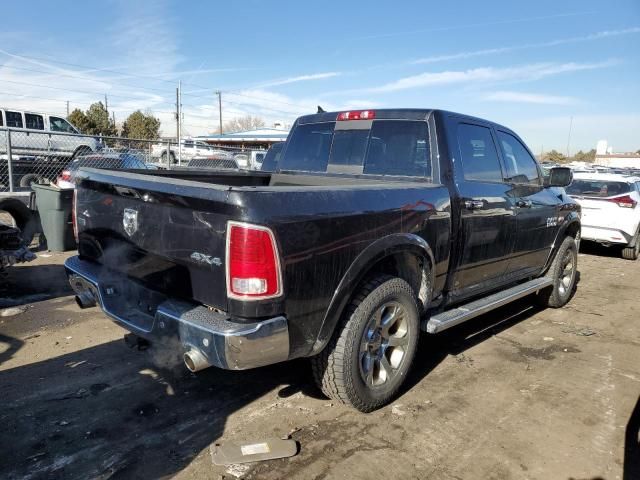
[0,262,73,308]
[404,296,546,395]
[580,240,625,259]
[0,338,313,479]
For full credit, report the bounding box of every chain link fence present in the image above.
[0,127,269,192]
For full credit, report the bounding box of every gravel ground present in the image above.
[0,245,638,480]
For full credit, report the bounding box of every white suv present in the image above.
[567,172,640,260]
[0,108,100,158]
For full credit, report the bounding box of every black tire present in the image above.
[311,275,420,412]
[622,230,639,260]
[160,151,176,164]
[0,198,39,246]
[536,236,578,308]
[19,173,43,188]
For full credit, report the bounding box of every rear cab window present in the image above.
[279,119,432,179]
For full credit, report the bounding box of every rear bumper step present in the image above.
[64,256,289,370]
[424,277,553,334]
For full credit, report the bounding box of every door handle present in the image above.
[464,199,484,210]
[516,200,532,208]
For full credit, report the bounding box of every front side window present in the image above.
[497,131,541,185]
[50,117,77,133]
[5,111,23,128]
[457,123,503,182]
[25,113,44,130]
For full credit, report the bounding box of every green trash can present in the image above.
[32,183,76,252]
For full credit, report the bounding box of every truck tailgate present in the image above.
[75,168,238,310]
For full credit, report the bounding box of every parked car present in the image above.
[566,172,640,259]
[56,153,151,189]
[234,150,267,170]
[260,142,284,171]
[65,108,579,412]
[0,108,102,188]
[150,139,231,163]
[187,156,239,170]
[0,108,101,159]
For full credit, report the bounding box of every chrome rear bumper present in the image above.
[64,256,289,370]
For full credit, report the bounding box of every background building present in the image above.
[593,140,640,168]
[195,127,289,150]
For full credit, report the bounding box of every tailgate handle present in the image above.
[464,199,484,210]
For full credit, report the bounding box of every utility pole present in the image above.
[104,94,108,114]
[566,116,573,158]
[177,80,182,165]
[216,91,222,134]
[66,101,69,117]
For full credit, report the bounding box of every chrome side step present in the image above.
[424,277,553,334]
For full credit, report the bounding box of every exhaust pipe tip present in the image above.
[184,348,211,372]
[75,291,96,309]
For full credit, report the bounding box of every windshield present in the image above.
[279,120,431,178]
[68,155,148,171]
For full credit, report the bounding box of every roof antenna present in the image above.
[317,105,326,113]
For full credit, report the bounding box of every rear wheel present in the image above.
[160,151,176,164]
[536,236,578,308]
[311,275,420,412]
[622,232,639,260]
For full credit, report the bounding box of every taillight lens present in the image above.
[72,189,78,242]
[337,110,376,121]
[607,194,637,208]
[226,222,282,300]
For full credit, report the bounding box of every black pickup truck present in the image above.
[66,109,579,412]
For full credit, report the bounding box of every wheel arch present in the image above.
[310,233,436,355]
[542,213,581,275]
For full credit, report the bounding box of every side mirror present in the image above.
[545,167,572,187]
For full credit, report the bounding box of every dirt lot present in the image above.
[0,246,638,480]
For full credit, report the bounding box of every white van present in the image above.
[0,108,101,158]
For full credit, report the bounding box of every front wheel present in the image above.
[536,236,578,308]
[311,275,420,412]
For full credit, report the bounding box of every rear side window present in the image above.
[280,120,431,178]
[25,113,45,130]
[457,123,503,182]
[566,180,632,197]
[5,111,23,128]
[497,131,541,185]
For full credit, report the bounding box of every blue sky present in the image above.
[1,0,639,152]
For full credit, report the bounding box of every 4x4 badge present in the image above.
[123,208,138,236]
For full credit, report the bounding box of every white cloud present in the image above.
[412,27,640,65]
[360,61,615,93]
[482,91,580,105]
[255,72,342,88]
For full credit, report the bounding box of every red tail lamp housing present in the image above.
[336,110,376,121]
[226,221,282,300]
[607,194,637,208]
[72,188,78,242]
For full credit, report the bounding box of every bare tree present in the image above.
[222,115,266,133]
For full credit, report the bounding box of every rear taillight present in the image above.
[72,189,78,242]
[60,170,72,182]
[226,222,282,300]
[337,110,376,121]
[607,194,637,208]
